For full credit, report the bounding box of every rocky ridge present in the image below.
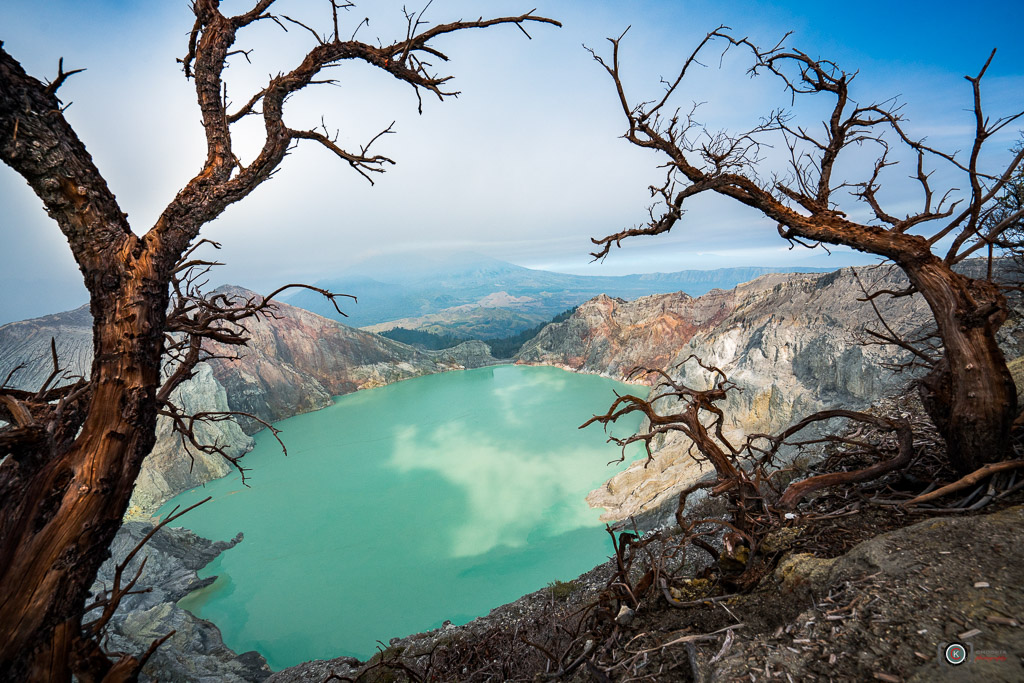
[204,286,497,433]
[87,522,273,682]
[514,288,735,379]
[0,303,93,388]
[707,504,1024,682]
[517,263,1024,521]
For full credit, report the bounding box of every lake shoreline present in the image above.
[156,365,649,669]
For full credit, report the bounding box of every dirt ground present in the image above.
[698,504,1024,682]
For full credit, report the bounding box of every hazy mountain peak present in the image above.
[284,256,834,335]
[347,250,518,281]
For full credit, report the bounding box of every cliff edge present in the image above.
[518,264,1024,521]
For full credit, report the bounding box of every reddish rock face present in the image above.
[519,265,1024,521]
[201,286,498,432]
[516,289,736,383]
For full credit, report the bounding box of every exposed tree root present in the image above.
[774,411,914,509]
[901,458,1024,506]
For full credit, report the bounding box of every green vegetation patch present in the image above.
[379,327,466,350]
[379,307,578,358]
[547,579,579,601]
[487,307,577,358]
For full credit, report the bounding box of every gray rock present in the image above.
[709,506,1024,682]
[87,522,272,682]
[0,303,92,389]
[519,262,1024,520]
[0,310,251,518]
[266,658,360,683]
[126,363,252,519]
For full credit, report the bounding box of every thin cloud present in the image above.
[1,0,1021,322]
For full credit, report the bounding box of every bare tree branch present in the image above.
[152,3,561,263]
[587,26,1019,474]
[0,6,560,677]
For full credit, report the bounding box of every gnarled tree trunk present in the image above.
[589,27,1023,478]
[1,4,561,678]
[0,249,173,679]
[905,256,1016,473]
[0,42,174,679]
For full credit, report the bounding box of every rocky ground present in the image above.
[713,506,1024,682]
[88,522,273,683]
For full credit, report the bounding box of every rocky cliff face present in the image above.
[514,289,736,379]
[0,307,244,518]
[518,264,1023,521]
[126,363,251,518]
[0,288,498,516]
[0,303,93,388]
[205,287,498,433]
[87,522,272,682]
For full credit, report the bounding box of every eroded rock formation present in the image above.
[87,522,272,682]
[126,363,249,518]
[518,265,1023,521]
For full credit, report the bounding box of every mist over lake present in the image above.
[159,365,646,669]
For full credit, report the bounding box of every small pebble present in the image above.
[974,581,990,588]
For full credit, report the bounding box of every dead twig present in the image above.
[902,459,1024,506]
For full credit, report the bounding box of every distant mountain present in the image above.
[283,253,832,338]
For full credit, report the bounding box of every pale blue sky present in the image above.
[2,0,1022,322]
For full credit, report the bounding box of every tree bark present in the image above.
[591,29,1023,478]
[0,43,175,680]
[1,6,562,675]
[903,255,1016,474]
[0,262,171,680]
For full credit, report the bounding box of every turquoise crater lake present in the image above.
[159,365,647,670]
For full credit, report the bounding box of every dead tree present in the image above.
[0,3,559,680]
[589,27,1024,476]
[583,357,914,588]
[991,138,1024,279]
[159,239,345,479]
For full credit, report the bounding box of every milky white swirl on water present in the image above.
[161,365,646,670]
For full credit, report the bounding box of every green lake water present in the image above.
[158,364,647,670]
